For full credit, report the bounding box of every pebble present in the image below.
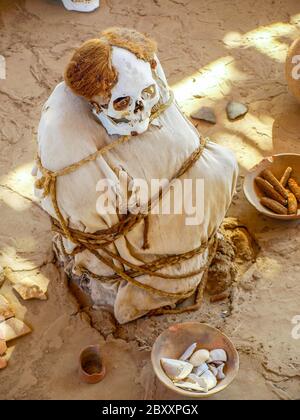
[226,101,248,120]
[0,357,7,370]
[190,107,216,124]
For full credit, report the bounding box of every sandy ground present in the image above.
[0,0,300,400]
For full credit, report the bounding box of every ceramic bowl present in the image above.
[244,153,300,220]
[151,322,239,398]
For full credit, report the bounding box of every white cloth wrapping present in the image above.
[34,81,238,324]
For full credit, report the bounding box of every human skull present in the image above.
[93,46,160,136]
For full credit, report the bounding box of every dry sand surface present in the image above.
[0,0,300,400]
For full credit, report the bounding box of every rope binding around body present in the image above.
[35,89,216,315]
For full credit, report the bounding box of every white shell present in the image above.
[193,363,209,377]
[216,363,226,380]
[185,373,208,392]
[197,370,217,391]
[161,358,193,381]
[210,360,224,367]
[179,342,197,361]
[189,349,210,366]
[209,349,227,363]
[209,365,218,377]
[174,381,206,392]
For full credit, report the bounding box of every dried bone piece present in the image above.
[255,177,287,205]
[280,167,293,187]
[0,318,31,342]
[288,178,300,203]
[260,197,288,215]
[287,192,298,215]
[0,295,15,322]
[261,169,288,199]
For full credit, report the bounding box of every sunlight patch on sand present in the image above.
[223,23,299,63]
[171,56,247,113]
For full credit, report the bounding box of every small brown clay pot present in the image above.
[79,345,106,384]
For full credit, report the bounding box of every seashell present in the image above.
[197,370,217,391]
[161,358,193,381]
[189,349,210,366]
[174,380,206,392]
[179,342,197,361]
[216,363,226,380]
[193,362,209,377]
[209,349,227,363]
[209,365,218,377]
[209,360,224,367]
[0,318,31,342]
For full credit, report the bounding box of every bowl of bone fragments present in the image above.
[151,322,239,398]
[244,153,300,221]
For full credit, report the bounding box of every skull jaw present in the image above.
[95,110,151,136]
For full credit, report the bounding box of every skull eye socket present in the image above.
[141,84,156,100]
[113,96,131,111]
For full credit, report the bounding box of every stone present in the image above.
[0,318,31,342]
[226,101,248,120]
[0,357,7,370]
[0,339,7,356]
[190,107,216,124]
[0,295,15,322]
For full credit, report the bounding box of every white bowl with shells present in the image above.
[151,322,239,398]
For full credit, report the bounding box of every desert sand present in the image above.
[0,0,300,400]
